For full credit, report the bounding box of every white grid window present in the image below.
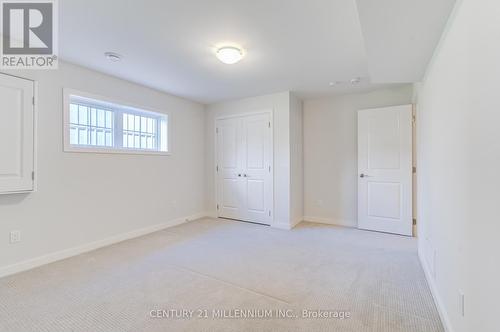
[123,113,158,150]
[64,90,169,155]
[69,104,114,147]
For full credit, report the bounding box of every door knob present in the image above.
[237,174,242,177]
[243,174,248,177]
[360,173,371,178]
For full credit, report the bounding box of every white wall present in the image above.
[0,62,206,275]
[290,94,303,227]
[205,92,293,229]
[416,1,500,331]
[303,85,413,227]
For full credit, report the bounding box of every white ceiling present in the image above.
[59,0,455,104]
[356,0,456,83]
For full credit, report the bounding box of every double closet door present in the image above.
[216,113,273,225]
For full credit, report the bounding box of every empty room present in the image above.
[0,0,498,331]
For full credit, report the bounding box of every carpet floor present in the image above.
[0,218,443,332]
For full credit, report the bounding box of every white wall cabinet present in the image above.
[0,74,35,194]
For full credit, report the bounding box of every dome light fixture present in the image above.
[216,46,244,64]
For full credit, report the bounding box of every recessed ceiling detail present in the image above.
[356,0,456,82]
[59,0,456,103]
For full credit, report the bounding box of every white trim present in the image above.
[214,110,274,121]
[272,218,302,230]
[303,216,356,228]
[205,210,218,219]
[0,212,207,279]
[63,146,171,156]
[418,248,454,332]
[62,88,172,156]
[272,222,294,230]
[32,80,39,192]
[291,217,303,228]
[214,109,275,226]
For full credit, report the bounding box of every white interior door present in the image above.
[216,113,272,225]
[358,105,412,236]
[0,74,35,194]
[217,117,243,220]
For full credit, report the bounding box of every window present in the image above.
[64,89,169,154]
[122,113,158,150]
[69,103,114,147]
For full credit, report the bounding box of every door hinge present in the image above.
[216,165,219,172]
[412,115,416,125]
[216,204,219,210]
[413,166,416,174]
[269,210,271,217]
[268,121,271,128]
[32,96,35,105]
[32,171,35,181]
[216,127,219,134]
[268,165,271,172]
[413,218,417,225]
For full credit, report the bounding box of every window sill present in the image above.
[63,145,171,156]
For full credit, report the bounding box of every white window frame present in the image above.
[63,88,171,156]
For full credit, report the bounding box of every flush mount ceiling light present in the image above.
[216,46,244,64]
[330,77,363,87]
[329,81,342,87]
[350,77,361,85]
[104,52,122,62]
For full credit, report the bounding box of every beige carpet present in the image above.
[0,218,443,332]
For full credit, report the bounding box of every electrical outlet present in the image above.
[10,230,21,244]
[432,249,437,279]
[459,290,465,317]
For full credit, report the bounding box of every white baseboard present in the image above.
[209,211,298,231]
[291,216,303,228]
[272,222,293,230]
[271,217,304,230]
[205,210,218,218]
[418,248,454,332]
[302,215,356,228]
[0,212,207,279]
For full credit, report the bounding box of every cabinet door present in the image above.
[0,74,34,193]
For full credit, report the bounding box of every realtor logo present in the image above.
[1,0,58,69]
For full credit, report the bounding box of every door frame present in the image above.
[214,109,274,225]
